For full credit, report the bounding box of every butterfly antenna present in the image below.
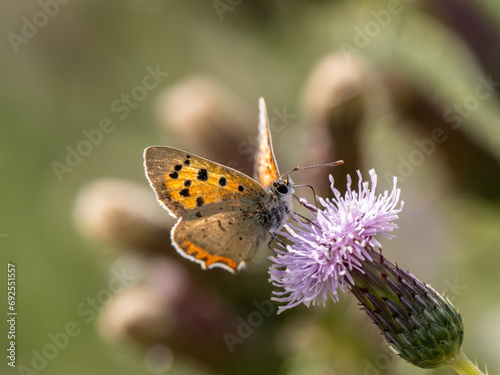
[279,160,344,180]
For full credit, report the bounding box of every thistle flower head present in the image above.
[269,169,468,370]
[269,169,403,313]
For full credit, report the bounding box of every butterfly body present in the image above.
[144,98,293,273]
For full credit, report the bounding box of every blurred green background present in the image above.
[1,0,500,374]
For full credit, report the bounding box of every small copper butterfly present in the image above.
[144,98,341,273]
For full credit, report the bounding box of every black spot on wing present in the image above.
[174,164,182,171]
[169,171,179,179]
[196,196,204,207]
[238,185,245,192]
[197,169,208,181]
[179,188,190,197]
[218,177,227,186]
[184,180,192,187]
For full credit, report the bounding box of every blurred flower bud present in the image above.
[420,0,500,82]
[98,258,189,345]
[98,284,174,346]
[99,257,248,373]
[73,178,175,254]
[156,76,254,175]
[384,71,500,200]
[301,53,370,194]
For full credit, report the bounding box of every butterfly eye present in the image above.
[276,183,288,195]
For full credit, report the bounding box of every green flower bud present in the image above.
[350,248,464,369]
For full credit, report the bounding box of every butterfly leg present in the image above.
[268,232,289,250]
[293,211,312,224]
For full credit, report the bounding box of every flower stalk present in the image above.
[446,349,486,375]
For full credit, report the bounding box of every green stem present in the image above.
[446,349,486,375]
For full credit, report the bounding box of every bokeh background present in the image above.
[1,0,500,374]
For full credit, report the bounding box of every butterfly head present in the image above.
[271,175,294,198]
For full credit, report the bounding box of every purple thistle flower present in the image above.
[269,169,404,314]
[268,170,485,373]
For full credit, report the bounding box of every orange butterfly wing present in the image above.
[144,146,267,217]
[254,97,280,188]
[143,146,273,273]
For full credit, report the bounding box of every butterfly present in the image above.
[144,98,342,273]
